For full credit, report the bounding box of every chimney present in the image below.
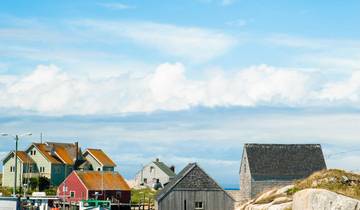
[170,165,175,173]
[156,158,159,162]
[75,142,79,160]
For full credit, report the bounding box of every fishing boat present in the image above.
[79,200,111,210]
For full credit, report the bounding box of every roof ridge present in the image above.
[156,163,197,201]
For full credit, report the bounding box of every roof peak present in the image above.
[245,143,321,147]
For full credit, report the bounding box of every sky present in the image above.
[1,0,360,188]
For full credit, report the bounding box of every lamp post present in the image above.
[1,133,32,196]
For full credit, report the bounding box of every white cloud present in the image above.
[3,63,360,115]
[71,20,237,62]
[319,71,360,102]
[98,3,134,10]
[267,34,360,50]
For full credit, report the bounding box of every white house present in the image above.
[134,158,176,189]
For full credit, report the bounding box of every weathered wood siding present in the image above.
[157,164,235,210]
[239,149,251,200]
[158,190,234,210]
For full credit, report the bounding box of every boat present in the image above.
[79,200,111,210]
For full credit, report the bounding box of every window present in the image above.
[150,166,154,173]
[39,166,45,172]
[195,202,203,209]
[97,168,101,171]
[10,166,14,172]
[143,178,147,184]
[30,151,33,155]
[70,191,75,198]
[33,150,36,155]
[184,200,186,210]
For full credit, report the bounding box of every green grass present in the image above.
[288,169,360,200]
[131,188,157,204]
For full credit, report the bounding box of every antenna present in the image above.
[40,132,43,143]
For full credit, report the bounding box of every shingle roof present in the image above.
[75,171,130,191]
[2,151,35,164]
[33,143,62,164]
[16,151,35,164]
[244,144,327,181]
[157,163,233,202]
[47,142,78,165]
[31,142,79,165]
[85,149,116,167]
[54,145,75,165]
[153,161,175,177]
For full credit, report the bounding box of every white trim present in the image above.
[84,150,104,167]
[54,151,72,165]
[26,144,55,164]
[74,171,89,190]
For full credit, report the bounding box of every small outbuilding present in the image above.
[240,144,327,200]
[57,171,130,206]
[156,163,235,210]
[134,158,175,189]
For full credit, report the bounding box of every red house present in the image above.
[57,171,131,205]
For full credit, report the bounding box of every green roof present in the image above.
[153,161,176,177]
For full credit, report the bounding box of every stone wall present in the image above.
[239,151,252,200]
[251,180,293,198]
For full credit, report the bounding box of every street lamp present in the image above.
[0,133,32,196]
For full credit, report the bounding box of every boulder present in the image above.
[293,188,360,210]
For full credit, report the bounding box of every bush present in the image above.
[38,177,50,191]
[45,187,57,195]
[131,188,156,205]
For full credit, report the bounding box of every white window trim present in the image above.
[195,201,204,209]
[70,191,75,198]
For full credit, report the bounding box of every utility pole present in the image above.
[1,132,32,197]
[14,135,18,196]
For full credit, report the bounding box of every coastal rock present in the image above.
[293,188,360,210]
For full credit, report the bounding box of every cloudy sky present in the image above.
[1,0,360,188]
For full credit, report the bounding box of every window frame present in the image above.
[195,201,204,209]
[70,191,75,198]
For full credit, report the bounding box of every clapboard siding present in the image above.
[158,190,234,210]
[157,163,235,210]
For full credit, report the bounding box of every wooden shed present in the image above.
[57,171,131,206]
[156,163,235,210]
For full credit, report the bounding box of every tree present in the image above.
[38,176,50,191]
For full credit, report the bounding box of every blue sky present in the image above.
[1,0,360,188]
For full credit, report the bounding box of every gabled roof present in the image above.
[153,160,175,177]
[157,163,233,202]
[46,142,79,165]
[31,143,62,164]
[29,142,79,165]
[75,171,130,191]
[2,151,35,164]
[16,151,35,164]
[243,144,327,181]
[84,149,116,167]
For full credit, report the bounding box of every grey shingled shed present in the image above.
[240,144,327,199]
